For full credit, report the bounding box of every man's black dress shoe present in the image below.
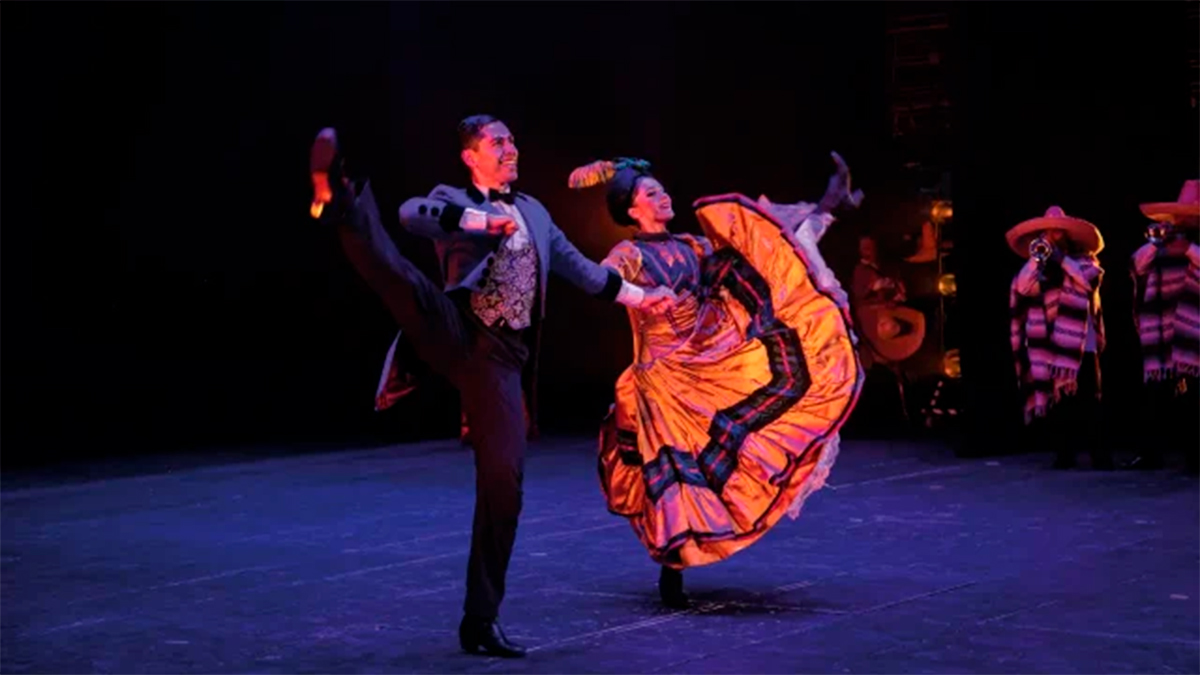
[458,616,526,658]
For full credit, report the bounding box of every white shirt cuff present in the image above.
[616,281,645,307]
[1187,243,1200,269]
[460,207,488,232]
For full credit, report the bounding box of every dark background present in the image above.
[951,2,1199,454]
[3,2,1196,467]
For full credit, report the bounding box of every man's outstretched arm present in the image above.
[545,220,674,313]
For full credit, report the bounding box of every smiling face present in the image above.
[626,176,674,230]
[461,121,519,189]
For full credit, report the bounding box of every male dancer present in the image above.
[310,115,675,657]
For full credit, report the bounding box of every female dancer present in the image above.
[570,156,864,608]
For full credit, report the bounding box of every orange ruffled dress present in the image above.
[598,194,863,569]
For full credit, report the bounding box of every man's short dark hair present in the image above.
[458,114,499,150]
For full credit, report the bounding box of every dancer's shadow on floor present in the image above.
[670,587,843,617]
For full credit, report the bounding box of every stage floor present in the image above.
[3,436,1197,673]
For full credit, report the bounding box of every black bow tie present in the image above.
[488,189,516,204]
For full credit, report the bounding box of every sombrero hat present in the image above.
[856,304,926,364]
[1139,180,1200,225]
[1005,206,1104,258]
[904,221,939,264]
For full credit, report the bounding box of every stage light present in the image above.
[942,349,961,379]
[937,273,957,296]
[930,200,953,223]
